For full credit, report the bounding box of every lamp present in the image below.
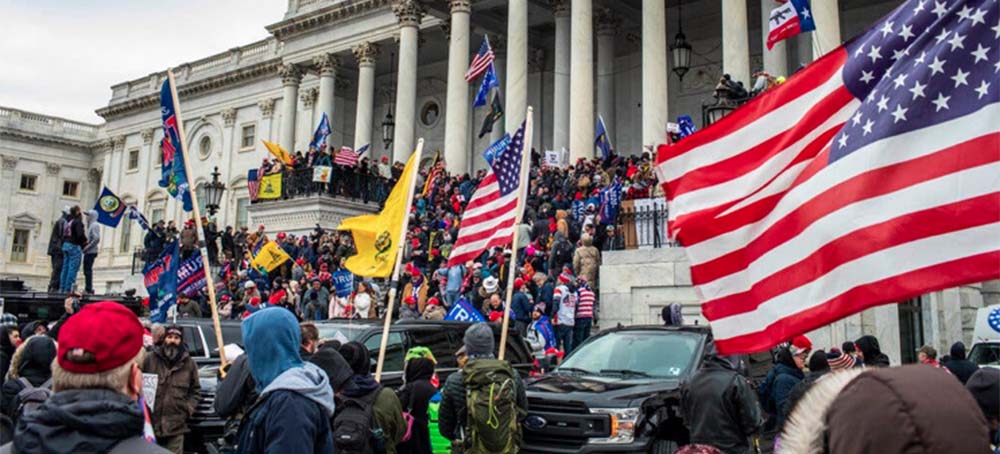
[670,1,692,81]
[383,50,397,149]
[702,79,739,126]
[204,166,226,216]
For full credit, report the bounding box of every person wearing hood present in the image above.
[965,368,1000,451]
[238,307,335,454]
[781,365,989,454]
[141,325,200,453]
[396,355,438,454]
[1,335,56,426]
[336,341,406,454]
[681,345,763,454]
[944,341,980,385]
[758,336,810,432]
[854,335,890,368]
[0,326,19,387]
[212,352,258,448]
[782,350,830,424]
[58,205,86,293]
[572,234,600,288]
[0,302,170,454]
[82,209,101,294]
[47,207,70,292]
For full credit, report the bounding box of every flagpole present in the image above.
[374,138,424,382]
[499,106,533,360]
[167,69,229,373]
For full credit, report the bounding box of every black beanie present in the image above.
[965,367,1000,420]
[339,341,371,376]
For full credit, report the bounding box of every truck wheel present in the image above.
[649,440,677,454]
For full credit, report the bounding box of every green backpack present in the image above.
[462,359,522,454]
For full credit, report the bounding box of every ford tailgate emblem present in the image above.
[524,415,547,430]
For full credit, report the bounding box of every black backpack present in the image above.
[15,377,53,419]
[333,387,387,454]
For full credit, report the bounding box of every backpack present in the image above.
[462,359,521,454]
[333,387,387,454]
[15,377,53,419]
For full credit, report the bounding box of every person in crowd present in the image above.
[944,341,980,384]
[662,303,685,326]
[781,365,989,454]
[299,322,319,362]
[782,350,829,423]
[175,295,203,319]
[422,297,447,321]
[403,265,430,315]
[59,206,86,293]
[47,207,69,292]
[758,336,810,432]
[485,294,506,323]
[440,261,466,306]
[328,288,351,319]
[141,325,200,453]
[336,341,406,454]
[396,353,438,454]
[241,281,260,313]
[352,281,375,318]
[1,335,56,427]
[510,279,534,336]
[825,348,857,371]
[0,327,19,386]
[81,211,101,292]
[220,226,235,260]
[0,302,171,454]
[179,220,198,259]
[841,341,863,367]
[573,276,595,348]
[237,308,334,453]
[400,295,421,320]
[212,352,257,448]
[439,324,527,453]
[532,272,554,318]
[572,234,600,289]
[302,279,329,321]
[553,270,576,354]
[144,220,166,264]
[854,335,889,367]
[682,345,763,454]
[916,345,945,368]
[964,368,1000,451]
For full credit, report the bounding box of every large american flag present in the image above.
[247,168,261,201]
[465,35,495,82]
[334,146,360,166]
[656,0,999,354]
[448,119,529,267]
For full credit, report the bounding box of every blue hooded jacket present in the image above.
[239,308,335,454]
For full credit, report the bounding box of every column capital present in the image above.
[1,155,17,170]
[550,0,569,17]
[449,0,470,14]
[88,168,102,183]
[258,98,276,118]
[353,41,381,66]
[140,128,154,144]
[595,7,620,36]
[392,0,424,27]
[112,135,126,151]
[313,54,340,76]
[278,63,303,86]
[300,87,319,108]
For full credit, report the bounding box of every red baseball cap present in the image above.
[57,302,143,374]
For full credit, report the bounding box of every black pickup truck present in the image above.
[522,325,752,454]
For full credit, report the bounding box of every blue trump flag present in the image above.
[483,134,511,166]
[311,113,331,150]
[127,206,150,231]
[93,186,126,228]
[144,241,179,323]
[177,249,206,298]
[332,270,354,298]
[595,115,613,161]
[473,63,499,108]
[599,177,623,225]
[445,297,486,322]
[676,115,697,139]
[160,78,194,212]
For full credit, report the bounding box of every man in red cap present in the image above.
[141,325,200,453]
[0,302,170,453]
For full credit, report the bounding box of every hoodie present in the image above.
[242,308,303,391]
[855,335,890,368]
[83,210,101,254]
[944,341,980,385]
[1,335,56,422]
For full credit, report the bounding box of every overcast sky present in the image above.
[2,0,287,124]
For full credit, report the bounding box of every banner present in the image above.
[94,186,126,227]
[257,173,282,199]
[159,79,194,212]
[331,270,354,298]
[534,315,557,350]
[445,297,486,322]
[144,241,179,323]
[177,249,206,297]
[543,150,565,168]
[483,134,510,166]
[251,240,291,273]
[313,165,332,183]
[599,178,623,225]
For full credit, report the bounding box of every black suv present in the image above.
[522,325,730,454]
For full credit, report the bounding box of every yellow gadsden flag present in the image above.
[251,240,291,273]
[257,173,282,199]
[337,150,419,277]
[262,140,294,165]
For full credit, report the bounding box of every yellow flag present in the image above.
[257,173,282,199]
[338,150,419,277]
[251,240,291,273]
[262,140,294,165]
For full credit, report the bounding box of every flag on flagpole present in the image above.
[656,0,1000,354]
[127,206,151,231]
[356,143,370,156]
[247,169,261,200]
[421,151,442,197]
[144,241,179,323]
[479,92,504,138]
[159,79,194,212]
[310,113,332,150]
[595,115,613,161]
[448,117,530,267]
[473,64,499,108]
[177,248,207,297]
[262,140,294,165]
[93,186,127,227]
[767,0,816,50]
[465,35,495,82]
[334,146,361,166]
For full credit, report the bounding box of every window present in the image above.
[127,149,140,171]
[10,229,29,263]
[410,329,457,368]
[420,101,440,127]
[151,208,165,224]
[235,197,249,228]
[62,180,80,197]
[119,224,132,254]
[199,136,213,159]
[19,174,37,191]
[364,332,406,373]
[241,124,256,149]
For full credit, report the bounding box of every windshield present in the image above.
[557,330,701,378]
[969,343,1000,367]
[316,323,370,343]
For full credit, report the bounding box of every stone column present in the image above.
[811,0,840,59]
[551,0,570,153]
[568,0,594,162]
[301,87,319,142]
[391,0,424,163]
[278,63,302,153]
[445,0,471,174]
[642,0,668,149]
[505,0,528,132]
[353,42,380,153]
[760,0,788,76]
[722,0,751,87]
[596,8,618,138]
[314,54,339,148]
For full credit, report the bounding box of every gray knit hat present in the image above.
[464,323,494,358]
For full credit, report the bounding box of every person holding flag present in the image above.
[311,112,332,151]
[594,115,613,162]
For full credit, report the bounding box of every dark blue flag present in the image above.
[533,315,557,350]
[483,134,510,166]
[332,270,354,298]
[595,115,613,160]
[127,206,150,231]
[177,249,206,297]
[445,297,486,322]
[93,186,126,228]
[160,78,194,212]
[310,113,331,150]
[144,241,179,323]
[473,64,499,108]
[676,115,697,139]
[599,177,623,225]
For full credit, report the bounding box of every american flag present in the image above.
[334,146,360,166]
[247,168,261,201]
[465,35,495,82]
[448,118,530,267]
[656,0,999,354]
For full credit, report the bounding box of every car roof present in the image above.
[603,324,712,335]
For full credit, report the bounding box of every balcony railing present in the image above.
[253,167,391,206]
[607,198,680,250]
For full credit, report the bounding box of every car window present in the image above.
[364,331,406,373]
[203,324,243,354]
[181,326,206,358]
[410,329,457,368]
[969,343,1000,366]
[559,331,701,378]
[316,324,371,343]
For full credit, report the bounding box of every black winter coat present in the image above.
[681,355,764,454]
[395,358,437,454]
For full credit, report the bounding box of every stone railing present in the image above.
[0,106,101,138]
